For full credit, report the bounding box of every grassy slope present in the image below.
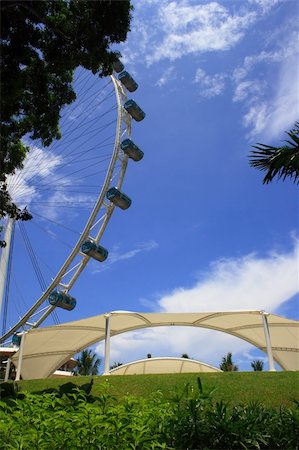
[18,371,299,408]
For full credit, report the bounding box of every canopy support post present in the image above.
[4,357,11,381]
[261,311,276,371]
[0,218,14,325]
[103,314,111,375]
[15,332,26,380]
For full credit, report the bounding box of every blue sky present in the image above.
[3,0,299,371]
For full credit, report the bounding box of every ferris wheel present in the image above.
[0,59,145,345]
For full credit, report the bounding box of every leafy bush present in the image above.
[0,378,298,449]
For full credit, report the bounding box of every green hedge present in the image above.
[0,378,298,449]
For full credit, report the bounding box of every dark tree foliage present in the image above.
[0,0,132,244]
[219,352,238,371]
[110,361,123,370]
[249,121,299,184]
[251,359,264,371]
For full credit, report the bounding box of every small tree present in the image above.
[219,352,238,371]
[251,359,264,371]
[147,353,152,358]
[74,349,100,376]
[181,353,190,359]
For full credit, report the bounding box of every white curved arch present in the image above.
[0,74,132,343]
[10,310,299,379]
[109,357,221,375]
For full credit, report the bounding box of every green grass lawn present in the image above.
[18,371,299,408]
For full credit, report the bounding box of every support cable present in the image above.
[19,223,60,325]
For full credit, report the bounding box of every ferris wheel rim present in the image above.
[0,73,132,344]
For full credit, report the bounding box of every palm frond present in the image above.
[249,121,299,184]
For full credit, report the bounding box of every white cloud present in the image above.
[7,145,61,208]
[233,34,296,84]
[156,66,176,87]
[233,80,265,103]
[195,68,226,98]
[92,240,158,273]
[261,55,299,140]
[122,1,270,68]
[42,190,95,221]
[99,326,258,370]
[232,28,299,139]
[248,0,282,12]
[109,240,158,263]
[243,102,268,136]
[97,241,298,369]
[6,144,97,223]
[159,246,298,312]
[147,2,257,64]
[242,53,299,140]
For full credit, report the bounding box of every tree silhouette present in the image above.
[219,352,238,371]
[74,349,100,376]
[249,121,299,184]
[251,359,264,371]
[110,361,123,370]
[181,353,190,359]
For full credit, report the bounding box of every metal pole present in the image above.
[0,218,14,323]
[4,357,11,381]
[261,311,276,371]
[15,332,26,380]
[103,314,111,375]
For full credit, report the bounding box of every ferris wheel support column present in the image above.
[0,218,14,323]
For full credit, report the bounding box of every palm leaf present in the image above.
[249,121,299,184]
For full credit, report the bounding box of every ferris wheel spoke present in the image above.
[1,64,145,344]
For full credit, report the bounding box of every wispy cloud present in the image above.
[6,144,96,222]
[92,240,158,273]
[97,240,298,369]
[156,66,176,87]
[147,2,257,65]
[121,0,281,71]
[194,68,226,98]
[7,145,61,208]
[242,54,299,140]
[42,190,95,221]
[233,80,265,103]
[232,29,299,140]
[248,0,282,13]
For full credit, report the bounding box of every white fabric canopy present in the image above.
[109,357,221,375]
[11,310,299,379]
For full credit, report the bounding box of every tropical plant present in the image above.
[1,378,298,449]
[249,121,299,184]
[219,352,238,371]
[251,359,264,371]
[74,349,100,376]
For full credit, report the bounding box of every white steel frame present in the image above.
[0,74,131,343]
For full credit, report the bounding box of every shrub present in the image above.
[0,379,298,449]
